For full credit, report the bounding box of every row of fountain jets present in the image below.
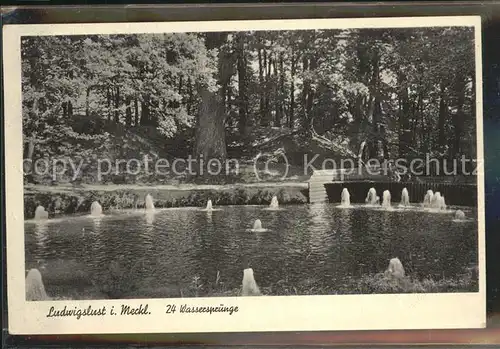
[341,187,446,210]
[341,187,465,219]
[34,188,465,222]
[34,194,280,220]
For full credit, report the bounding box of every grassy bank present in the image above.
[24,183,309,219]
[183,267,478,297]
[41,261,477,301]
[46,271,478,300]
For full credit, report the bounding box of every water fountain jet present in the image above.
[430,192,446,210]
[365,188,379,205]
[34,205,48,220]
[381,190,392,208]
[249,219,268,232]
[26,269,49,301]
[242,268,261,296]
[269,196,279,209]
[206,200,213,211]
[455,210,466,220]
[400,188,410,207]
[145,194,155,211]
[385,258,405,279]
[431,191,440,208]
[90,201,103,217]
[423,190,434,208]
[340,188,351,207]
[253,219,263,230]
[440,195,447,210]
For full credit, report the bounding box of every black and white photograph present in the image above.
[4,17,485,334]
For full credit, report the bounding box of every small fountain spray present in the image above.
[25,269,50,301]
[202,199,221,212]
[145,194,155,211]
[34,205,49,220]
[253,219,263,230]
[269,196,279,209]
[430,192,446,210]
[206,200,213,211]
[440,195,447,211]
[455,210,466,220]
[365,187,379,205]
[385,258,405,279]
[423,190,434,208]
[90,201,103,217]
[340,188,351,207]
[249,219,268,232]
[400,188,410,207]
[242,268,261,296]
[431,191,440,208]
[381,190,391,208]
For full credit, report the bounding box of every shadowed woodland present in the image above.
[21,27,476,184]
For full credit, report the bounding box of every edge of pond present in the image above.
[23,182,310,219]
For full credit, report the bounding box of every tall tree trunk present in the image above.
[267,55,273,77]
[193,32,229,163]
[125,96,132,127]
[419,89,425,153]
[413,90,423,150]
[62,101,67,118]
[273,53,284,127]
[193,87,227,160]
[67,100,73,118]
[114,86,120,123]
[236,33,249,136]
[305,56,317,130]
[150,99,159,127]
[369,51,381,159]
[280,53,285,123]
[24,132,36,183]
[453,76,466,157]
[273,60,279,127]
[140,96,150,126]
[398,73,411,158]
[438,82,447,147]
[302,55,310,130]
[221,82,227,113]
[107,87,112,121]
[187,77,194,115]
[227,85,232,114]
[258,45,264,126]
[85,87,91,117]
[261,50,271,126]
[134,98,139,126]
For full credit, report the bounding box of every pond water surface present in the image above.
[25,204,478,299]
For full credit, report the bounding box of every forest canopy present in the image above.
[21,27,477,183]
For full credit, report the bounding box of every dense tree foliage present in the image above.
[21,27,476,182]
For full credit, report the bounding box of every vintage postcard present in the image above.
[4,16,485,335]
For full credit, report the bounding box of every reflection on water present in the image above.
[91,216,102,230]
[25,204,478,299]
[34,222,49,245]
[145,212,155,226]
[34,222,49,261]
